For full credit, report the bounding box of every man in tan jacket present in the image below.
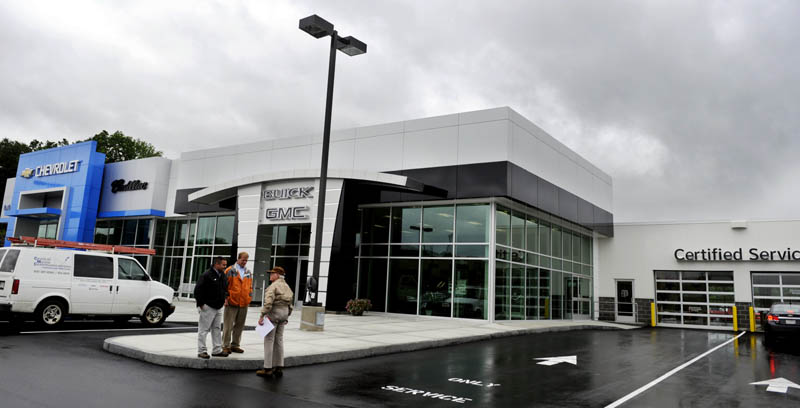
[256,266,294,378]
[222,252,253,354]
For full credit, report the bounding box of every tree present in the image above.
[84,130,162,163]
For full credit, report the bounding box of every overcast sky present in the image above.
[2,1,798,223]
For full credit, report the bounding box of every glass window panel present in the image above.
[0,250,20,273]
[551,226,562,258]
[285,225,304,245]
[419,259,452,317]
[538,269,550,319]
[550,270,563,319]
[362,207,391,244]
[526,253,538,266]
[581,236,591,264]
[176,221,188,247]
[155,220,168,246]
[657,303,681,313]
[510,265,525,320]
[108,220,123,245]
[683,304,707,314]
[213,246,231,257]
[681,271,705,281]
[215,216,234,245]
[709,317,733,327]
[454,260,488,319]
[195,246,212,256]
[360,245,389,257]
[422,206,454,244]
[390,245,419,257]
[754,298,776,308]
[391,207,422,244]
[510,213,525,250]
[186,219,196,246]
[551,259,562,271]
[708,283,734,293]
[455,245,488,258]
[150,256,164,282]
[572,235,582,263]
[656,282,680,291]
[683,316,708,326]
[538,222,551,255]
[118,219,136,246]
[510,249,525,264]
[136,219,151,246]
[709,294,734,303]
[301,224,311,244]
[387,259,418,314]
[196,217,215,245]
[118,258,148,281]
[682,282,706,292]
[494,261,510,320]
[657,314,681,324]
[753,287,780,296]
[561,231,571,261]
[94,222,108,245]
[192,257,210,284]
[166,220,176,247]
[455,204,489,243]
[539,256,550,268]
[495,246,511,261]
[422,245,453,257]
[709,305,733,316]
[782,275,800,285]
[358,259,387,312]
[655,271,680,280]
[525,218,538,253]
[682,293,707,303]
[74,254,113,279]
[783,287,800,297]
[495,207,510,247]
[707,271,733,281]
[525,267,539,320]
[657,292,681,302]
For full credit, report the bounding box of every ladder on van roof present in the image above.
[7,236,156,255]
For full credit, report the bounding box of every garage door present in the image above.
[752,272,800,312]
[654,270,735,329]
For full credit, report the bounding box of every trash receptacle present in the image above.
[301,305,325,331]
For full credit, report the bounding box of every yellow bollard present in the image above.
[749,307,756,332]
[650,302,656,327]
[733,306,738,331]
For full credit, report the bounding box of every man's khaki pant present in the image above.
[222,305,248,349]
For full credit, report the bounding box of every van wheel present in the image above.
[36,300,66,328]
[141,302,167,327]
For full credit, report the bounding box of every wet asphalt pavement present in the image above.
[1,321,800,407]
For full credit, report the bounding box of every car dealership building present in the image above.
[2,107,796,329]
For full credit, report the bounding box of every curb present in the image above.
[103,324,627,371]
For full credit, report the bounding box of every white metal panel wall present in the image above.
[99,157,172,214]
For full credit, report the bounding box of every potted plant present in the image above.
[345,298,372,316]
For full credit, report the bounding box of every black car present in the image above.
[763,302,800,345]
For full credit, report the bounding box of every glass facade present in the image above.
[97,214,236,295]
[356,200,593,321]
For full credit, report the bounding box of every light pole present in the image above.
[299,15,367,307]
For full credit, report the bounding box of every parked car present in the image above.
[762,302,800,345]
[0,247,175,327]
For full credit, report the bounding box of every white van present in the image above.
[0,246,175,327]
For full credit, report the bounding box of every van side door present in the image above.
[112,258,151,315]
[72,254,115,314]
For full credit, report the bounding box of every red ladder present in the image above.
[7,236,156,255]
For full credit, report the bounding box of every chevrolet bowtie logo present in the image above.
[20,168,34,178]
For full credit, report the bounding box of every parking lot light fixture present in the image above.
[299,14,367,307]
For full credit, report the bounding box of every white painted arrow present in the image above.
[534,355,577,366]
[751,377,800,394]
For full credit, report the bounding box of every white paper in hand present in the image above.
[256,318,275,338]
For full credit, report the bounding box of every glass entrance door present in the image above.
[616,280,635,323]
[563,274,574,319]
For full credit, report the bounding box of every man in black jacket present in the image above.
[194,256,229,359]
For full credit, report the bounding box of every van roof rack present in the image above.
[7,236,156,255]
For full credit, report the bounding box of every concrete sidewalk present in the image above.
[103,300,638,370]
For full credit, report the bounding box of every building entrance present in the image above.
[253,223,311,306]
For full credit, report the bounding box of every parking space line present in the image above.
[20,326,196,334]
[604,331,747,408]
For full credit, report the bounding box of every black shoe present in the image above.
[256,368,274,378]
[211,351,230,357]
[198,352,210,359]
[274,367,283,378]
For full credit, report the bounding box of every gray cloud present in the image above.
[1,0,798,222]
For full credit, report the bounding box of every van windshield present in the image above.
[0,249,20,273]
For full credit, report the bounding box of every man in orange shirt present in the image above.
[222,252,253,354]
